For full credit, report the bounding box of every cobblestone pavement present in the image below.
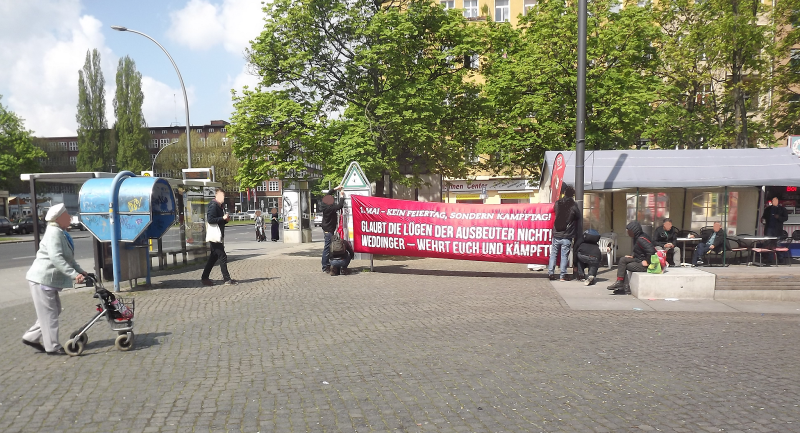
[1,243,799,433]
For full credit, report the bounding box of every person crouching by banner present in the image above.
[321,185,345,273]
[22,203,87,355]
[330,236,355,276]
[548,184,581,282]
[607,221,655,295]
[576,229,602,286]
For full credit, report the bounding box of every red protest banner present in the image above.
[351,195,555,264]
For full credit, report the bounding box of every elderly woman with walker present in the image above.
[21,204,87,356]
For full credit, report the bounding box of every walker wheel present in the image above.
[115,332,134,351]
[69,330,88,346]
[64,338,84,356]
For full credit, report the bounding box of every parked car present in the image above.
[246,209,258,220]
[313,213,323,227]
[0,216,12,235]
[70,213,86,231]
[11,217,45,235]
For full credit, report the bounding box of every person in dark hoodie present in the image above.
[320,185,345,273]
[576,229,602,286]
[653,218,681,266]
[607,221,655,295]
[548,184,582,281]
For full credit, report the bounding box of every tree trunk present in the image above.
[374,177,385,197]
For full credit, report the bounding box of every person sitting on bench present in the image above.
[607,221,655,295]
[653,218,681,266]
[690,221,724,267]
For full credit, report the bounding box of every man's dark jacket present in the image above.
[700,227,725,251]
[553,196,581,239]
[627,221,656,264]
[320,189,345,233]
[653,225,679,248]
[206,199,228,242]
[576,240,602,265]
[762,205,789,237]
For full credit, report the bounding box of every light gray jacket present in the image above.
[26,223,85,289]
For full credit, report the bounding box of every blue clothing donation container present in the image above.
[79,177,176,282]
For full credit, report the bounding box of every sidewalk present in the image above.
[1,244,799,432]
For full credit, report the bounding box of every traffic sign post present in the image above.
[340,162,372,267]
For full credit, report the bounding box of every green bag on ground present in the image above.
[647,254,662,274]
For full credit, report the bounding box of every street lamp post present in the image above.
[151,140,178,175]
[111,25,192,169]
[575,0,587,212]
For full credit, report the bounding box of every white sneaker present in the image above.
[584,275,595,286]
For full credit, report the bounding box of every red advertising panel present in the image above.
[549,152,566,203]
[352,195,555,264]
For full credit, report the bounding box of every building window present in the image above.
[160,138,170,146]
[150,139,160,148]
[463,0,478,18]
[162,130,167,134]
[269,181,279,192]
[69,156,77,165]
[697,83,713,105]
[440,0,454,9]
[583,193,606,232]
[791,49,800,73]
[691,192,738,235]
[495,0,510,22]
[626,192,669,237]
[523,0,537,14]
[173,129,178,134]
[151,154,157,161]
[58,141,67,150]
[221,127,226,132]
[69,141,78,151]
[222,137,229,144]
[196,129,203,133]
[464,53,480,69]
[150,130,155,135]
[209,128,215,133]
[788,93,800,104]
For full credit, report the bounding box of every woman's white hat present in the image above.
[45,203,67,222]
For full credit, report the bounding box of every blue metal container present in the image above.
[80,177,176,242]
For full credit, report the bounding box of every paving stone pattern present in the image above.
[0,244,798,432]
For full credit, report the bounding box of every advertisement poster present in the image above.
[351,195,555,264]
[283,190,299,230]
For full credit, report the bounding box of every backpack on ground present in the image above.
[330,233,346,258]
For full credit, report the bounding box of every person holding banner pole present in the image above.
[321,185,345,273]
[548,184,581,281]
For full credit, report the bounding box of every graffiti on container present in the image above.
[127,197,144,212]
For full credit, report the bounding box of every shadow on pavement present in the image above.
[374,264,540,279]
[80,331,171,354]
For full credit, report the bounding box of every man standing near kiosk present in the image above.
[321,185,345,273]
[202,188,237,286]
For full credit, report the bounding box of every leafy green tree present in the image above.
[113,56,150,173]
[0,96,46,189]
[230,0,484,196]
[767,0,800,141]
[477,0,662,176]
[76,49,112,171]
[653,0,775,149]
[156,132,241,191]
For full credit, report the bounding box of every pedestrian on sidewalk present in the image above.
[607,221,655,295]
[21,203,87,356]
[270,207,280,242]
[201,188,238,286]
[321,185,345,273]
[254,210,266,242]
[548,184,581,282]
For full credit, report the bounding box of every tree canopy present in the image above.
[76,49,112,172]
[113,56,150,173]
[0,95,46,189]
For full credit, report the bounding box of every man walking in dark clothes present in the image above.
[201,188,237,286]
[320,185,344,273]
[607,221,655,295]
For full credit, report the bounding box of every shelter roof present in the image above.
[542,147,800,190]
